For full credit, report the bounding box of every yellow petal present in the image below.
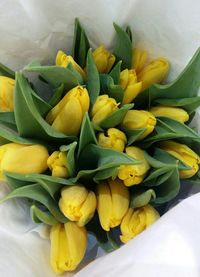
[132,48,148,73]
[143,205,160,227]
[78,191,97,226]
[122,82,142,105]
[0,76,15,112]
[150,106,189,123]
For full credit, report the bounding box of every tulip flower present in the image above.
[47,151,68,178]
[46,86,90,136]
[118,146,150,186]
[120,205,160,243]
[50,222,87,273]
[59,185,97,226]
[0,143,49,180]
[92,45,115,73]
[121,110,156,140]
[56,50,85,77]
[98,128,127,152]
[91,95,119,125]
[97,179,129,231]
[0,76,15,112]
[159,141,200,178]
[150,105,189,123]
[132,48,148,73]
[120,69,142,105]
[138,58,169,91]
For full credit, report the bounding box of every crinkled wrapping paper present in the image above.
[0,0,200,276]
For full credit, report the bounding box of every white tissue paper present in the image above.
[0,0,200,276]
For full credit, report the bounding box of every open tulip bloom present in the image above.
[0,18,200,274]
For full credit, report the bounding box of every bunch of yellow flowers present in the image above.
[0,19,200,274]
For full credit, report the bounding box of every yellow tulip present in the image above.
[91,95,119,125]
[47,151,68,178]
[50,222,87,273]
[97,179,129,231]
[150,105,189,123]
[98,128,127,152]
[59,185,97,226]
[120,69,142,105]
[120,205,160,243]
[159,141,200,179]
[132,48,148,73]
[0,76,15,112]
[121,110,156,140]
[118,146,150,186]
[56,50,85,77]
[92,45,115,73]
[138,58,169,91]
[46,86,90,136]
[0,143,49,180]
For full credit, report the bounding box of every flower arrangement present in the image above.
[0,19,200,274]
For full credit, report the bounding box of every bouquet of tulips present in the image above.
[0,19,200,274]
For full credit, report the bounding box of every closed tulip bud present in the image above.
[120,69,142,105]
[132,48,148,73]
[91,95,119,125]
[150,105,189,123]
[92,45,115,73]
[46,86,89,136]
[59,185,97,226]
[118,146,150,186]
[0,76,15,112]
[97,179,129,231]
[47,151,68,178]
[50,222,87,273]
[159,141,200,179]
[98,128,127,152]
[120,205,160,243]
[0,143,49,180]
[56,50,85,77]
[121,110,156,140]
[138,58,169,91]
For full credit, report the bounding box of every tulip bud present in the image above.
[50,222,87,273]
[0,143,49,180]
[0,76,15,112]
[120,69,142,105]
[159,141,200,179]
[132,48,148,73]
[150,105,189,123]
[118,146,150,186]
[97,179,130,231]
[59,185,97,226]
[46,86,90,136]
[121,110,156,140]
[98,128,127,152]
[47,151,68,178]
[120,205,160,243]
[91,95,119,125]
[138,58,169,91]
[92,45,115,73]
[56,50,85,77]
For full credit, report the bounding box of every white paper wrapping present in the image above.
[0,0,200,276]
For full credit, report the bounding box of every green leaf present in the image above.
[73,18,90,68]
[31,88,52,117]
[154,96,200,114]
[23,61,81,90]
[60,141,77,177]
[48,84,64,107]
[31,204,59,225]
[113,22,132,70]
[100,74,124,103]
[126,26,133,42]
[0,112,17,130]
[86,49,100,106]
[130,188,156,208]
[134,47,200,109]
[122,127,146,145]
[66,62,84,84]
[100,103,133,129]
[109,61,122,84]
[152,168,180,204]
[93,167,119,183]
[143,167,175,187]
[5,172,33,190]
[77,113,97,157]
[0,183,67,223]
[0,63,15,78]
[14,72,75,142]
